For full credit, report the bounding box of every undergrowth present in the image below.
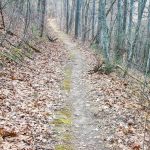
[90,61,115,75]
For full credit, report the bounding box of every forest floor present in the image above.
[0,19,149,150]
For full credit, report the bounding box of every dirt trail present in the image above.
[48,19,106,150]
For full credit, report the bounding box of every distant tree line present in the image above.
[0,0,47,40]
[0,0,47,66]
[49,0,150,73]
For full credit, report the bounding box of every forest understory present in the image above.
[0,18,149,150]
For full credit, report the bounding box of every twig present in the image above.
[142,113,148,150]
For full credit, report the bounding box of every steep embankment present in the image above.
[0,33,69,149]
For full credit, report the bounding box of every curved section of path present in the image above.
[48,19,106,150]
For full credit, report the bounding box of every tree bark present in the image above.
[40,0,46,37]
[0,1,5,30]
[75,0,80,38]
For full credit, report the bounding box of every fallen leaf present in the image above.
[0,128,17,138]
[132,143,141,150]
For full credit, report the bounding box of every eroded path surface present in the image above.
[48,19,105,150]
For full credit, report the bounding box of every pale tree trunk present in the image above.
[99,0,110,63]
[69,0,75,32]
[127,0,147,67]
[122,0,127,54]
[126,0,134,65]
[96,0,101,45]
[23,0,30,37]
[82,0,90,42]
[128,0,134,45]
[115,0,123,63]
[81,0,85,40]
[146,1,150,72]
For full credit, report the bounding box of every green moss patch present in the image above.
[55,144,73,150]
[69,52,75,60]
[52,118,72,126]
[62,133,73,143]
[63,66,72,92]
[59,107,72,118]
[52,107,73,150]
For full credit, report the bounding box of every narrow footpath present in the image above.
[49,19,106,150]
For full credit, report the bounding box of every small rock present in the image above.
[128,119,134,126]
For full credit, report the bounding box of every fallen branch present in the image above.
[25,42,41,53]
[116,65,150,87]
[88,62,104,74]
[142,111,148,150]
[5,39,17,47]
[46,35,58,42]
[6,30,17,36]
[0,27,17,36]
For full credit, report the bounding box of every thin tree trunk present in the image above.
[92,0,96,38]
[69,0,75,32]
[75,0,80,38]
[0,1,5,30]
[115,0,123,63]
[65,0,69,34]
[40,0,46,37]
[127,0,147,66]
[106,0,117,17]
[82,0,90,41]
[123,0,127,32]
[99,0,110,63]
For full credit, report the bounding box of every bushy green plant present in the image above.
[99,63,114,75]
[91,62,114,75]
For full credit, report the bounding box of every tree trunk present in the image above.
[0,1,5,30]
[127,0,147,67]
[66,0,69,34]
[99,0,110,63]
[40,0,46,37]
[115,0,123,63]
[92,0,96,38]
[75,0,80,38]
